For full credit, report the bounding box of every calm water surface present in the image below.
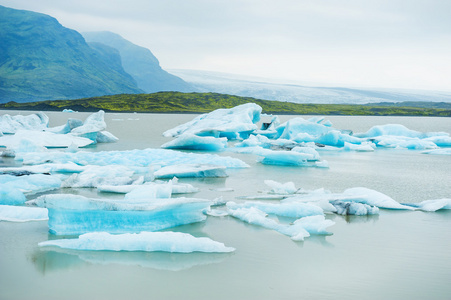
[0,111,450,300]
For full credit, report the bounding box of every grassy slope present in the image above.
[1,92,450,116]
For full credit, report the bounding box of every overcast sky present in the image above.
[2,0,451,91]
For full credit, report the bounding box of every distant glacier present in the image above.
[170,69,451,104]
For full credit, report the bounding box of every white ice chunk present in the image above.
[96,131,119,143]
[357,124,447,139]
[0,130,94,149]
[154,164,227,178]
[227,201,324,218]
[342,187,414,210]
[61,165,135,188]
[422,149,451,155]
[264,180,297,194]
[403,199,451,212]
[163,103,262,139]
[162,134,228,151]
[227,206,334,241]
[0,204,48,222]
[124,184,172,200]
[0,112,49,134]
[291,146,321,160]
[70,110,106,139]
[39,231,235,253]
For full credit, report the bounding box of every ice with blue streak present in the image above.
[30,194,212,235]
[161,134,228,151]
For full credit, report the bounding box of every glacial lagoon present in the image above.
[1,110,450,300]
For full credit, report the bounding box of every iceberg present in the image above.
[356,124,446,139]
[161,134,228,151]
[402,199,451,212]
[0,174,62,195]
[163,103,262,139]
[0,186,27,205]
[227,206,334,241]
[38,231,235,253]
[0,112,49,134]
[61,165,136,188]
[70,110,106,140]
[256,149,313,166]
[0,130,94,149]
[226,201,324,218]
[18,148,249,169]
[422,149,451,155]
[342,187,414,210]
[98,178,199,195]
[154,164,228,178]
[0,204,48,222]
[264,180,298,194]
[30,194,212,235]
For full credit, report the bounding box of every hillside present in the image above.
[83,31,195,93]
[0,5,142,103]
[1,92,449,117]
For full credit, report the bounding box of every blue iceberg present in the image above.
[30,194,212,235]
[161,134,228,151]
[38,231,235,253]
[226,201,324,218]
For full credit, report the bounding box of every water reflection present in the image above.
[31,247,234,274]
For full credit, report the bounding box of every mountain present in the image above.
[0,5,143,103]
[82,31,195,93]
[170,69,451,105]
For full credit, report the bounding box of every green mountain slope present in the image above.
[1,92,449,116]
[83,31,195,93]
[0,5,143,103]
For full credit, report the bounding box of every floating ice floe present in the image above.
[402,198,451,212]
[422,149,451,155]
[0,174,61,198]
[39,231,235,253]
[163,103,262,139]
[29,194,212,235]
[161,134,228,151]
[98,178,199,195]
[227,206,334,241]
[0,130,94,150]
[227,201,324,218]
[0,112,49,134]
[264,180,298,195]
[61,165,136,188]
[256,148,320,166]
[17,148,249,169]
[154,164,228,179]
[0,205,48,222]
[0,186,27,205]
